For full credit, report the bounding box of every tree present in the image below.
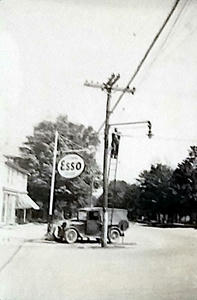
[96,180,130,209]
[108,180,129,208]
[171,146,197,223]
[123,183,141,220]
[18,115,101,219]
[137,164,174,222]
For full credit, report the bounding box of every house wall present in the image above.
[0,155,28,225]
[5,165,27,192]
[0,155,7,224]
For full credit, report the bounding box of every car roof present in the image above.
[78,207,102,212]
[78,207,127,212]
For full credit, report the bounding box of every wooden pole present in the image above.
[84,74,135,247]
[49,130,58,216]
[47,130,58,235]
[101,90,111,247]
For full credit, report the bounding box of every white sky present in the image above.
[0,0,197,183]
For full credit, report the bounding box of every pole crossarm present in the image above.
[84,80,136,94]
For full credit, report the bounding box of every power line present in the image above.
[63,137,84,150]
[97,0,181,133]
[58,135,84,150]
[136,0,190,87]
[145,0,190,71]
[157,0,197,62]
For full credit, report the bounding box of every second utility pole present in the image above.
[85,74,135,247]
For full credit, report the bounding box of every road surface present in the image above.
[0,223,197,300]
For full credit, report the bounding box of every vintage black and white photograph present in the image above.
[0,0,197,299]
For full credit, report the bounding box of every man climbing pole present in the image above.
[111,128,121,159]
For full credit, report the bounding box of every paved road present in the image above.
[0,223,197,300]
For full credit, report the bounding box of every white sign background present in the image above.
[58,153,85,179]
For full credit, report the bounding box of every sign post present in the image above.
[47,130,58,237]
[49,131,58,216]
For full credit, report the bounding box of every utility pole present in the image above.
[84,74,135,247]
[47,130,58,236]
[89,174,94,208]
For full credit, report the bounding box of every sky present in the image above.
[0,0,196,184]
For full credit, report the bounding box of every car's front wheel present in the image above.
[64,228,78,244]
[108,228,120,243]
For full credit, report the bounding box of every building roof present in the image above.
[5,160,29,175]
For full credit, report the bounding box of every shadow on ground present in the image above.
[140,222,197,229]
[24,236,137,249]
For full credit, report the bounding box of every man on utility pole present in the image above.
[84,74,135,247]
[111,128,121,159]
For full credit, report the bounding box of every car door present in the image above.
[86,210,101,236]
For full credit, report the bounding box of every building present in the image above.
[0,155,39,225]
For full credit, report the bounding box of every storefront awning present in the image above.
[16,194,40,210]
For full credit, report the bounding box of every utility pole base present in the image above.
[101,240,108,248]
[45,216,55,240]
[101,210,108,247]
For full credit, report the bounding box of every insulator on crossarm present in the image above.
[131,87,136,94]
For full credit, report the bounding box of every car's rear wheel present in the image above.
[108,228,120,243]
[64,228,78,244]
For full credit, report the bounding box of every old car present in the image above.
[54,207,129,244]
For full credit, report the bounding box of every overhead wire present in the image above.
[97,0,181,133]
[159,0,197,62]
[58,133,98,155]
[144,0,190,72]
[58,134,84,151]
[63,137,84,150]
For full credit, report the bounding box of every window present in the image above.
[78,210,87,221]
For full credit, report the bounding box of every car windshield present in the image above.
[78,210,87,221]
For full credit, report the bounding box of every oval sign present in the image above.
[58,153,85,179]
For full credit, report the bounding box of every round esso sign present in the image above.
[58,153,85,179]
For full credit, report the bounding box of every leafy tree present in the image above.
[108,180,129,208]
[18,115,101,219]
[123,183,141,220]
[171,146,197,222]
[137,164,173,221]
[97,180,130,209]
